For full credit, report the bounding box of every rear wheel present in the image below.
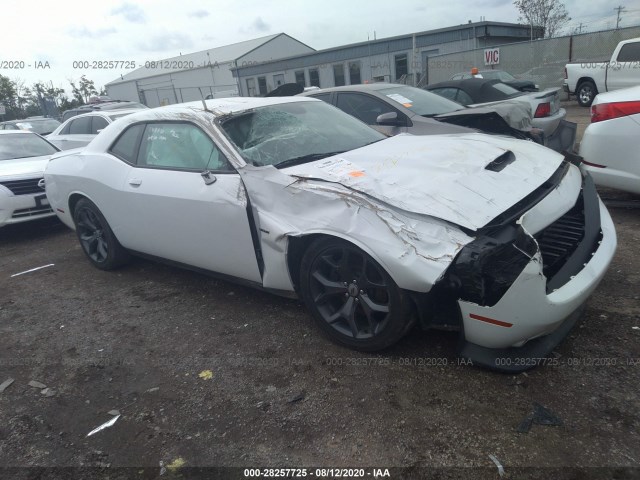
[577,80,597,107]
[73,198,130,270]
[299,237,413,351]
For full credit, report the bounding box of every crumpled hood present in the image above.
[0,155,51,180]
[284,133,563,231]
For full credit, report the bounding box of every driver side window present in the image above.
[136,122,234,172]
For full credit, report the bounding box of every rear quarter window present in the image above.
[109,124,145,163]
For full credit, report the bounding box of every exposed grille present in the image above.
[536,201,585,281]
[0,178,44,195]
[12,205,53,218]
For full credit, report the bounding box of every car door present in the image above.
[114,121,262,283]
[335,92,410,135]
[608,41,640,91]
[49,116,96,149]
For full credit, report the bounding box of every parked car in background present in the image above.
[61,100,148,122]
[451,69,538,92]
[579,86,640,194]
[0,131,59,227]
[564,37,640,107]
[45,97,616,371]
[426,78,575,152]
[0,117,61,135]
[300,83,540,146]
[47,109,142,150]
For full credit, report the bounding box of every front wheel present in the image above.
[299,237,413,351]
[577,80,597,107]
[73,198,130,270]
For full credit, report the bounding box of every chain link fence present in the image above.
[423,25,640,96]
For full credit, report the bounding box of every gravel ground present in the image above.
[0,103,639,480]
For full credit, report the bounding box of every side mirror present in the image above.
[376,111,403,126]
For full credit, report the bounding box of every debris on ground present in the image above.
[10,264,55,278]
[27,380,46,389]
[0,378,14,393]
[40,388,55,397]
[107,410,121,416]
[488,454,505,477]
[287,392,305,403]
[86,414,121,437]
[517,402,563,433]
[198,370,213,380]
[166,457,186,472]
[146,387,160,393]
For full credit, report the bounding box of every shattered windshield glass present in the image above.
[221,101,385,168]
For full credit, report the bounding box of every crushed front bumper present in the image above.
[455,174,616,371]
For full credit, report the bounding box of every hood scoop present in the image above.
[485,151,515,172]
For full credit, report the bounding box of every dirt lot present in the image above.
[1,103,639,480]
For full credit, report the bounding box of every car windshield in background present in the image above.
[109,113,134,121]
[482,70,516,82]
[221,101,385,168]
[377,86,465,117]
[484,82,524,100]
[15,119,61,135]
[0,133,59,160]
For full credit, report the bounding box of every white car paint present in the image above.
[44,97,616,367]
[580,86,640,195]
[564,37,640,105]
[47,109,142,150]
[0,131,58,227]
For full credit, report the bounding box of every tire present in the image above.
[299,237,413,351]
[576,80,597,107]
[73,198,130,270]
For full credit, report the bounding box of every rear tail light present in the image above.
[563,67,567,79]
[534,102,551,118]
[591,101,640,123]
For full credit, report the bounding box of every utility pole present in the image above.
[614,5,626,29]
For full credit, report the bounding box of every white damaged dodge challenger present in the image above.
[44,97,616,371]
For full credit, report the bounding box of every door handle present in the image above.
[128,178,142,186]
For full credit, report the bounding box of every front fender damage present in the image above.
[237,165,474,294]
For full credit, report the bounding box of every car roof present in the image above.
[127,96,319,120]
[62,109,143,121]
[1,118,57,125]
[0,129,38,135]
[299,83,408,95]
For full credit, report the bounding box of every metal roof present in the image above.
[107,33,292,85]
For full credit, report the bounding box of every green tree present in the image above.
[0,74,19,119]
[514,0,571,38]
[69,75,99,104]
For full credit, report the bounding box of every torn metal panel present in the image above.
[436,102,532,133]
[239,165,473,293]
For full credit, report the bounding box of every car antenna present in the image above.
[201,99,211,113]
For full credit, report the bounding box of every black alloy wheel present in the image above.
[300,237,413,350]
[73,198,130,270]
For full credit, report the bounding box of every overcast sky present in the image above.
[2,0,639,93]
